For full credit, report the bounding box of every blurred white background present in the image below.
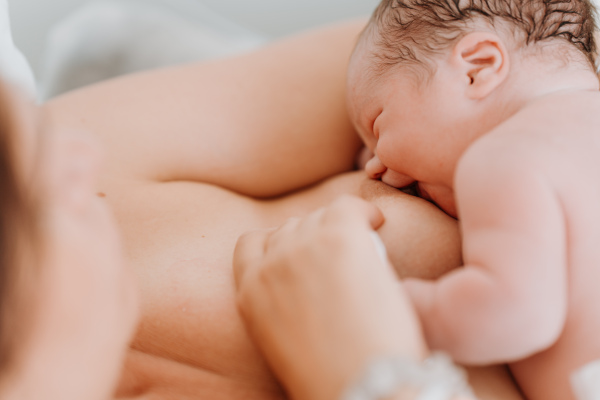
[10,0,379,78]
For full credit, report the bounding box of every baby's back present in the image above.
[485,90,600,400]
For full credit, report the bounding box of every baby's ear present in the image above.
[450,32,510,100]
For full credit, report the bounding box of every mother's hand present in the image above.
[234,196,427,400]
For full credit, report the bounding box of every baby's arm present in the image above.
[405,145,568,364]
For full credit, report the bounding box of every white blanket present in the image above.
[0,0,36,97]
[38,0,266,100]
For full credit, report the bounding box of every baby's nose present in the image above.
[365,154,387,179]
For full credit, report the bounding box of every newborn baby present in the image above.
[346,0,600,399]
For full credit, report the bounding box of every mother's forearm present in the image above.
[43,20,367,198]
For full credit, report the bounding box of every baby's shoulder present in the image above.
[459,90,600,182]
[474,90,600,152]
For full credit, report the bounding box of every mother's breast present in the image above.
[107,172,461,399]
[107,180,285,398]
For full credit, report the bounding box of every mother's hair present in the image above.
[0,82,39,377]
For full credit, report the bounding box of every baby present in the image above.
[346,0,600,399]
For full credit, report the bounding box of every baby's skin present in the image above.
[347,29,600,400]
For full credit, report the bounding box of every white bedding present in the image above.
[0,0,35,96]
[38,0,266,99]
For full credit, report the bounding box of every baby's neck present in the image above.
[505,58,599,110]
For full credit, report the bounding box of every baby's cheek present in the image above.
[376,138,405,169]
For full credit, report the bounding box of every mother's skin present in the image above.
[43,21,522,400]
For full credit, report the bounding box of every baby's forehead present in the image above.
[348,42,384,95]
[346,54,377,114]
[349,33,413,89]
[349,47,409,101]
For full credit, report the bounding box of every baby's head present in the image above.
[348,0,598,216]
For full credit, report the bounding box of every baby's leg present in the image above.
[44,20,366,198]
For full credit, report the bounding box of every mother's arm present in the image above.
[42,20,366,198]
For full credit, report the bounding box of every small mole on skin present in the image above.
[202,235,206,238]
[97,192,107,198]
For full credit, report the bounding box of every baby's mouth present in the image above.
[415,183,432,201]
[398,182,430,200]
[399,182,419,197]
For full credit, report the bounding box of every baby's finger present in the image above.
[233,228,273,290]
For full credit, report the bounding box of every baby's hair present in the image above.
[367,0,598,74]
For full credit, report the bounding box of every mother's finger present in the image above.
[324,195,385,230]
[265,216,301,254]
[233,228,273,290]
